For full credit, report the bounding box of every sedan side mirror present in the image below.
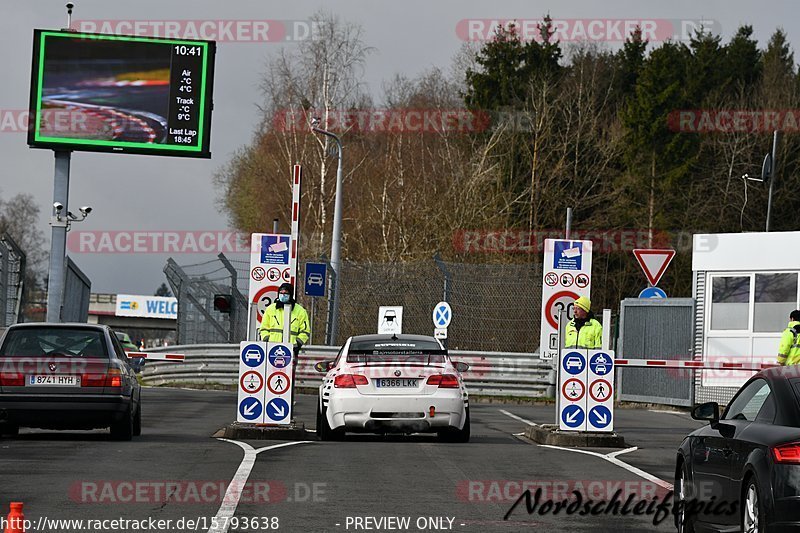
[691,402,720,424]
[453,361,470,373]
[314,360,334,373]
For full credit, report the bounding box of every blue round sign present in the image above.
[561,404,585,428]
[562,351,586,375]
[589,405,612,428]
[639,286,667,299]
[268,345,292,369]
[239,397,263,421]
[266,397,290,421]
[241,343,265,368]
[589,352,613,376]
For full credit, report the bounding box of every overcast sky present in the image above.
[1,0,798,296]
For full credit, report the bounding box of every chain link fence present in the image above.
[165,254,543,352]
[0,234,26,328]
[164,254,248,344]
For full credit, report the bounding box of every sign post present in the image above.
[237,341,267,423]
[539,239,593,360]
[558,348,615,432]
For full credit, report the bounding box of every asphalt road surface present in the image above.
[0,388,704,533]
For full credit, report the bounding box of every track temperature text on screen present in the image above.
[27,30,216,158]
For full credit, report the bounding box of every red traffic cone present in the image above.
[4,502,24,533]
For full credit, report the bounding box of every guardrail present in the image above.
[142,344,551,398]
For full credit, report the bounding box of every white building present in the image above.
[693,231,800,403]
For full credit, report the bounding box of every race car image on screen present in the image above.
[315,334,470,442]
[38,37,171,143]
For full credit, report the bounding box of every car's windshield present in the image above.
[0,327,109,358]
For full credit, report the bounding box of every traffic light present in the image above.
[213,294,232,313]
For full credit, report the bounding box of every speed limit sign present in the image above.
[545,290,579,330]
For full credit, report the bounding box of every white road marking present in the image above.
[539,444,673,491]
[498,409,537,426]
[209,439,312,533]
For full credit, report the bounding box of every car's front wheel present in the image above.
[742,477,765,533]
[675,462,695,533]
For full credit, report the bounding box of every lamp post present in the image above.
[766,130,780,232]
[311,121,344,345]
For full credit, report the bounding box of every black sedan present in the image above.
[0,323,141,440]
[676,366,800,532]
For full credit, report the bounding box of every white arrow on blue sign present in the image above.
[561,404,585,428]
[239,397,263,421]
[266,398,290,421]
[589,405,612,429]
[639,286,667,299]
[433,301,452,328]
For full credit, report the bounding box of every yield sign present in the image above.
[633,249,675,286]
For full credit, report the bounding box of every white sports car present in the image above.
[315,334,470,442]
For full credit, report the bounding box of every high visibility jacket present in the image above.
[565,318,603,349]
[259,303,311,346]
[778,321,800,366]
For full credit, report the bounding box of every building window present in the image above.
[754,273,798,332]
[711,276,751,330]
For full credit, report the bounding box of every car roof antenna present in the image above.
[391,334,398,340]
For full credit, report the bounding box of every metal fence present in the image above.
[62,257,90,322]
[617,297,696,407]
[164,254,248,344]
[142,344,551,398]
[0,234,25,327]
[164,255,543,352]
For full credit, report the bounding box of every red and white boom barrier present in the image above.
[614,359,778,372]
[126,352,185,362]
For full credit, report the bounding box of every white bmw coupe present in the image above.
[315,334,470,442]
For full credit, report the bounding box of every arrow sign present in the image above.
[561,405,585,428]
[238,397,263,421]
[266,398,290,421]
[633,249,675,286]
[589,405,612,429]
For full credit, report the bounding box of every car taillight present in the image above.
[81,369,122,387]
[333,374,368,388]
[773,442,800,464]
[426,374,459,388]
[0,373,24,386]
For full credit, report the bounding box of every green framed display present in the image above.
[28,29,216,158]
